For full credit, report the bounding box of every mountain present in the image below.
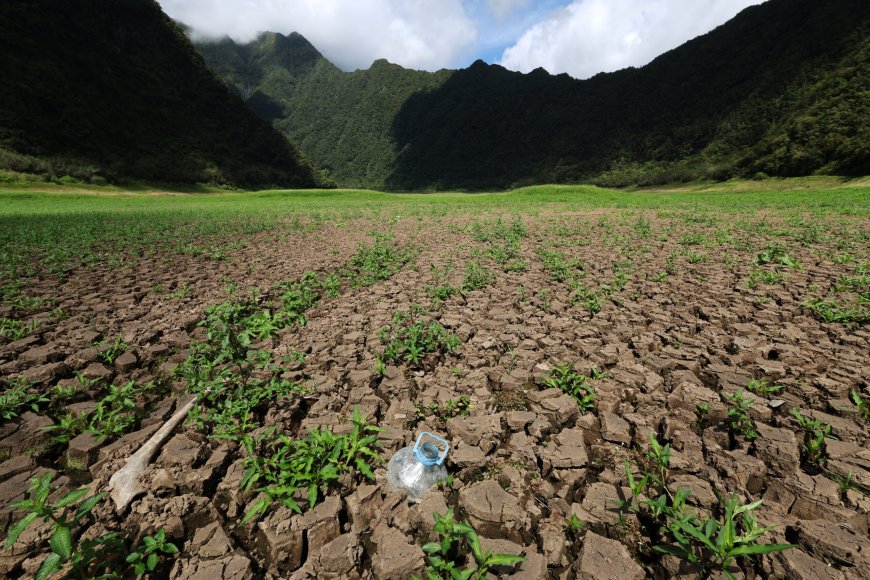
[0,0,326,188]
[196,0,868,190]
[196,33,451,188]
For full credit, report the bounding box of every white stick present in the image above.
[107,394,199,512]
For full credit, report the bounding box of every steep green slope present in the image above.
[0,0,324,188]
[387,0,869,189]
[196,33,452,188]
[197,0,868,190]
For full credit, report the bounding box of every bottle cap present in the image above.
[413,432,449,466]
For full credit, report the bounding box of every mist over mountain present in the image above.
[196,0,869,190]
[0,0,325,188]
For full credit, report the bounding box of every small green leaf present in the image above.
[53,487,88,509]
[126,552,142,563]
[163,542,179,555]
[35,553,63,580]
[5,512,38,549]
[73,492,105,522]
[730,543,796,556]
[488,553,525,566]
[146,552,158,570]
[241,497,271,525]
[50,525,72,560]
[422,542,442,554]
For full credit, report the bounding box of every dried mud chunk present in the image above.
[790,519,870,568]
[370,524,424,580]
[0,455,36,483]
[450,442,486,467]
[313,532,362,577]
[158,433,206,467]
[346,484,383,532]
[65,431,101,469]
[0,412,54,461]
[541,428,588,472]
[459,480,528,542]
[578,531,644,580]
[19,343,65,365]
[20,361,68,385]
[300,495,342,555]
[780,548,843,580]
[576,483,632,534]
[754,424,800,477]
[539,394,581,426]
[171,553,253,580]
[255,507,305,574]
[191,521,233,559]
[505,411,535,431]
[411,490,449,533]
[711,450,767,495]
[600,412,632,445]
[446,415,503,454]
[114,350,138,372]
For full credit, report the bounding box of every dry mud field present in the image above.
[0,188,869,579]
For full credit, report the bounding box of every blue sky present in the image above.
[159,0,762,79]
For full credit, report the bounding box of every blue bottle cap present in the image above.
[413,432,449,466]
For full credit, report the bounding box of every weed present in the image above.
[653,495,794,578]
[0,317,40,341]
[415,395,472,422]
[565,512,585,534]
[724,390,758,442]
[745,379,784,398]
[544,363,596,412]
[241,408,381,523]
[800,297,869,325]
[537,246,583,283]
[44,412,88,445]
[571,282,602,315]
[679,232,705,246]
[621,432,793,578]
[0,379,49,421]
[695,403,711,431]
[347,239,412,287]
[96,335,128,365]
[461,260,495,292]
[851,390,870,421]
[167,284,191,300]
[754,244,800,270]
[789,408,837,468]
[125,528,179,575]
[87,381,139,442]
[418,509,524,579]
[5,473,105,580]
[276,271,321,326]
[379,308,461,367]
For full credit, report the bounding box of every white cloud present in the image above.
[488,0,531,21]
[500,0,763,79]
[157,0,477,72]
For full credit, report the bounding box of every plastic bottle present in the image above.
[387,432,449,502]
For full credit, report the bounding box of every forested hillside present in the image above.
[198,0,869,190]
[197,33,451,188]
[0,0,325,188]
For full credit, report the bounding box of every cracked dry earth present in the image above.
[1,206,869,579]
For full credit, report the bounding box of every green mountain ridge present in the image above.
[196,0,869,190]
[0,0,325,188]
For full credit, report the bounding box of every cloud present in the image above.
[488,0,532,21]
[157,0,477,72]
[500,0,763,78]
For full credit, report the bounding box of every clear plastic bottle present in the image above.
[387,432,449,503]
